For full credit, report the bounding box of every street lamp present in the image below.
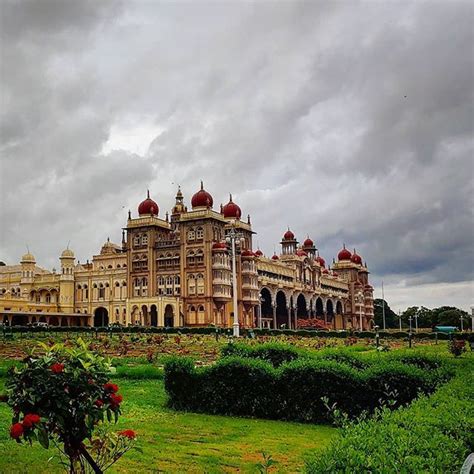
[408,313,413,348]
[258,293,264,329]
[226,221,244,338]
[356,291,364,330]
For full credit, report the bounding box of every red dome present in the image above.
[296,249,308,257]
[351,249,362,265]
[271,254,280,260]
[212,241,227,250]
[332,271,338,277]
[303,237,314,247]
[241,249,254,257]
[338,245,352,261]
[255,249,263,257]
[283,228,295,240]
[322,268,329,274]
[222,194,242,219]
[138,191,159,216]
[315,254,326,268]
[191,181,213,209]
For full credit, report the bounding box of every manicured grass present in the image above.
[0,376,336,473]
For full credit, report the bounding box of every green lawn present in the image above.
[0,377,336,473]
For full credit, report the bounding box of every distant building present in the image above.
[0,183,374,329]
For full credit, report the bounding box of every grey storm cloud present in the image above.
[0,0,473,309]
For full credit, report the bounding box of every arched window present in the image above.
[196,227,204,240]
[187,228,195,241]
[188,274,196,295]
[195,249,204,265]
[196,273,205,295]
[142,234,148,245]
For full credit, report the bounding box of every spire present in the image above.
[128,209,131,220]
[200,180,204,190]
[107,237,110,243]
[229,193,233,202]
[147,189,150,199]
[220,203,224,213]
[247,214,251,224]
[165,211,169,223]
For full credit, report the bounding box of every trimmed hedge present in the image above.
[164,355,448,423]
[305,362,474,473]
[221,342,300,367]
[4,325,472,340]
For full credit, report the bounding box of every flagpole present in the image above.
[382,280,386,330]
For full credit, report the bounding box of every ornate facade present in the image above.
[0,183,374,329]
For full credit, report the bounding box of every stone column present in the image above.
[272,304,276,329]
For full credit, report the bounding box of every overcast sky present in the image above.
[1,0,473,312]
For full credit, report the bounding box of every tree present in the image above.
[373,299,398,329]
[401,306,432,328]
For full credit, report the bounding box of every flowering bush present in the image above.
[6,339,136,473]
[448,339,466,357]
[296,319,331,330]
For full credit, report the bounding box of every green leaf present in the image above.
[107,408,112,422]
[38,427,49,449]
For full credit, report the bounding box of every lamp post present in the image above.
[398,310,402,331]
[357,291,364,330]
[258,293,264,329]
[408,314,413,348]
[226,221,243,338]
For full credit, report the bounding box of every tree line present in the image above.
[373,299,470,329]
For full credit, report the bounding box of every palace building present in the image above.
[0,183,374,330]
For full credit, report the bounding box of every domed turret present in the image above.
[351,249,362,265]
[255,249,263,257]
[271,253,279,260]
[21,252,36,264]
[61,248,75,258]
[283,228,295,240]
[222,194,242,219]
[138,190,159,216]
[338,244,352,261]
[315,252,326,268]
[191,181,213,209]
[303,237,314,247]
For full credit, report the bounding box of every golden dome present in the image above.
[61,248,75,258]
[21,252,36,264]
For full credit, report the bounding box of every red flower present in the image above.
[22,414,41,428]
[109,393,123,407]
[10,423,24,439]
[119,429,136,439]
[50,363,65,373]
[94,399,104,408]
[104,383,119,393]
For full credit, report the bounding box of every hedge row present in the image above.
[3,325,473,340]
[305,361,474,472]
[221,343,447,373]
[163,355,450,423]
